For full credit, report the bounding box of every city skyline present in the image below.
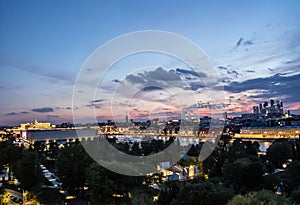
[1,1,300,125]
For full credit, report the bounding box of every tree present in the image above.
[170,181,234,205]
[86,163,149,205]
[56,143,93,196]
[223,157,264,193]
[0,143,23,180]
[14,151,43,190]
[267,140,294,168]
[284,161,300,194]
[227,190,291,205]
[158,181,182,205]
[227,139,258,162]
[37,188,63,205]
[291,187,300,204]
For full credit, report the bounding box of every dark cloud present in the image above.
[282,57,300,65]
[123,67,182,91]
[225,73,300,103]
[217,66,241,83]
[236,38,243,48]
[7,112,17,116]
[217,66,228,70]
[6,111,29,116]
[227,70,239,76]
[245,70,255,73]
[91,99,104,103]
[122,67,210,92]
[175,68,207,78]
[243,40,254,46]
[189,82,206,91]
[235,37,254,49]
[112,79,121,83]
[46,115,59,118]
[87,99,104,109]
[32,107,54,113]
[221,77,232,84]
[146,67,181,81]
[141,86,163,92]
[126,74,146,84]
[86,104,102,109]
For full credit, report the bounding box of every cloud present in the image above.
[146,67,181,81]
[90,99,104,103]
[7,112,17,116]
[175,68,207,78]
[227,70,239,76]
[87,99,104,109]
[46,115,59,118]
[217,66,229,70]
[32,107,54,113]
[225,73,300,103]
[236,38,243,48]
[126,74,146,84]
[245,70,255,73]
[6,111,30,116]
[243,40,254,46]
[189,82,206,91]
[112,79,121,83]
[141,86,164,92]
[122,67,209,92]
[235,37,254,49]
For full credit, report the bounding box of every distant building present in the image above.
[253,99,284,116]
[20,119,54,130]
[253,106,259,114]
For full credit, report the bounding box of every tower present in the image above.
[270,99,274,107]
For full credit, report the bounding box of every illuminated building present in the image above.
[254,99,284,116]
[236,127,300,139]
[20,119,54,130]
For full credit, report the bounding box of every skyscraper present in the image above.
[259,103,263,114]
[270,99,275,107]
[253,106,259,114]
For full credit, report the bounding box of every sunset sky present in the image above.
[1,1,300,125]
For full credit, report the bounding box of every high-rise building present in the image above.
[223,112,227,119]
[253,106,259,114]
[259,103,263,113]
[254,99,284,116]
[270,99,275,107]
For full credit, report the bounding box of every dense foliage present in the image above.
[1,135,300,205]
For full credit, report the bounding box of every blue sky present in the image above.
[1,1,300,125]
